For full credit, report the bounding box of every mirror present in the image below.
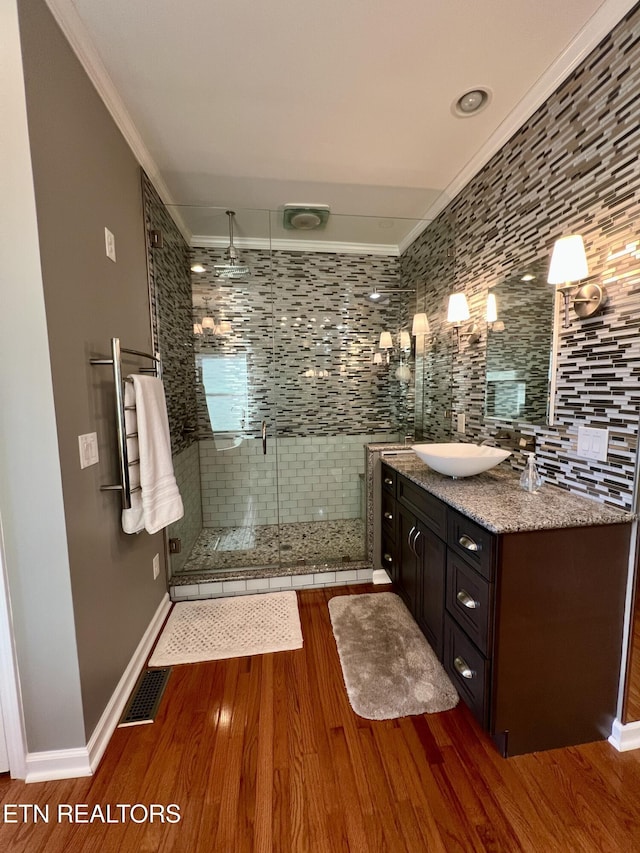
[484,258,555,425]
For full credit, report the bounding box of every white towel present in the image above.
[121,381,144,534]
[121,375,184,535]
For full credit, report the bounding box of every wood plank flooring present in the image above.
[2,584,640,852]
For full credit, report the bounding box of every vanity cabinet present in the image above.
[379,462,631,757]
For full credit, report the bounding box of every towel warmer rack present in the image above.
[90,337,162,509]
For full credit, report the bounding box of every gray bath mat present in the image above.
[328,592,458,720]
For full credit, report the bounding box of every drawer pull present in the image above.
[456,589,479,610]
[458,534,480,552]
[384,511,393,520]
[383,553,393,564]
[454,656,475,680]
[384,477,394,486]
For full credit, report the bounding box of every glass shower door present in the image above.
[187,207,282,573]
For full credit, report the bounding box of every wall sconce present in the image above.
[373,352,383,365]
[378,330,393,363]
[447,292,480,346]
[399,330,411,350]
[486,292,497,324]
[411,312,429,335]
[547,234,607,328]
[485,292,505,332]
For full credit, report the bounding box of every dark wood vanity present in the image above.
[380,461,632,757]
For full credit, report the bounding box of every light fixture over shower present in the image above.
[214,211,250,279]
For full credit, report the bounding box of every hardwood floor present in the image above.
[2,584,640,852]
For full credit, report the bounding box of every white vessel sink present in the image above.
[411,443,511,478]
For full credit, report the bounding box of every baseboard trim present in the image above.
[608,718,640,752]
[25,592,171,783]
[25,748,92,784]
[87,592,171,772]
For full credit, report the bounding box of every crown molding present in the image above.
[191,235,400,256]
[43,0,191,243]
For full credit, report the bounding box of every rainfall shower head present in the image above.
[214,210,250,279]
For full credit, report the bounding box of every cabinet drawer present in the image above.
[444,614,490,727]
[447,510,496,581]
[446,551,493,656]
[380,537,397,583]
[381,464,397,497]
[398,476,446,538]
[381,492,397,541]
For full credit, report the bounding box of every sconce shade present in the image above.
[486,292,498,323]
[399,331,411,350]
[547,235,588,283]
[411,312,429,335]
[217,321,232,334]
[373,352,383,364]
[193,323,203,335]
[201,316,216,330]
[447,293,470,323]
[379,331,393,349]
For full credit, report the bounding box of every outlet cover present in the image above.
[105,227,116,262]
[577,426,609,462]
[79,432,99,469]
[456,413,466,434]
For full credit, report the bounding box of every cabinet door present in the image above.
[398,505,420,616]
[416,522,446,660]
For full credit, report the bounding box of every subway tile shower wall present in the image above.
[404,3,640,510]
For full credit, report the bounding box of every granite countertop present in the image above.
[381,453,634,534]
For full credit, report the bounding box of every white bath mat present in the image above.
[148,590,303,666]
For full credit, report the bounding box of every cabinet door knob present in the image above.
[458,534,480,552]
[383,553,393,564]
[384,477,393,485]
[454,655,475,679]
[384,511,393,520]
[456,589,479,609]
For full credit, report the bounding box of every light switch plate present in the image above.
[456,413,466,434]
[577,426,609,462]
[79,432,99,469]
[104,227,116,262]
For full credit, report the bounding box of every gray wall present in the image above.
[17,0,167,740]
[404,3,640,510]
[0,0,85,754]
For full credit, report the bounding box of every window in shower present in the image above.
[198,353,248,433]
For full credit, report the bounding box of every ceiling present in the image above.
[47,0,636,251]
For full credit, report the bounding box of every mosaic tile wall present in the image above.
[142,173,198,457]
[191,247,414,439]
[200,432,399,528]
[403,3,640,510]
[142,174,203,562]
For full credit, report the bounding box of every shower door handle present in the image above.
[262,420,267,455]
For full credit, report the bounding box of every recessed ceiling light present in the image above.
[521,273,536,281]
[369,291,382,301]
[191,263,206,273]
[452,87,492,118]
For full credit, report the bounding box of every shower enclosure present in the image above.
[147,198,423,578]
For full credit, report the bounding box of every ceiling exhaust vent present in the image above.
[283,204,330,230]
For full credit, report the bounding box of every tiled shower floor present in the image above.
[177,518,366,575]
